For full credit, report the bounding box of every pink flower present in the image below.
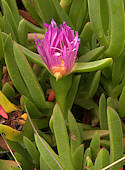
[35,19,80,79]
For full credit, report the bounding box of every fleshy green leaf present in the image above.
[90,131,100,161]
[13,41,53,109]
[24,19,44,33]
[51,0,73,27]
[7,140,32,163]
[107,107,123,170]
[68,111,81,154]
[79,46,105,62]
[107,97,115,109]
[72,144,84,170]
[99,93,108,129]
[18,19,28,47]
[88,70,101,98]
[100,0,109,35]
[15,152,33,170]
[80,22,93,46]
[0,30,4,60]
[0,60,3,89]
[2,82,16,100]
[105,0,125,57]
[79,22,93,54]
[33,0,59,23]
[22,0,42,25]
[5,0,20,24]
[69,0,87,31]
[18,43,47,69]
[66,75,81,110]
[4,35,30,99]
[118,86,125,118]
[23,136,40,167]
[25,105,63,170]
[0,124,22,142]
[35,134,63,170]
[40,155,50,170]
[94,148,110,170]
[88,0,108,46]
[0,160,19,170]
[0,12,4,31]
[1,0,18,41]
[7,140,33,169]
[86,156,94,169]
[83,148,92,170]
[53,104,74,170]
[10,167,21,170]
[72,58,112,73]
[21,95,50,119]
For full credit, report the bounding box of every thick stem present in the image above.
[50,75,72,120]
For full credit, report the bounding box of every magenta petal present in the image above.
[35,19,80,77]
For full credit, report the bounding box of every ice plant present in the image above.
[35,19,80,79]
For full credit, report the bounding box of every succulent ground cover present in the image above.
[0,0,125,170]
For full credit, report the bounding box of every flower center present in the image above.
[51,53,66,80]
[51,64,66,80]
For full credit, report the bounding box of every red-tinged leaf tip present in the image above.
[0,105,8,119]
